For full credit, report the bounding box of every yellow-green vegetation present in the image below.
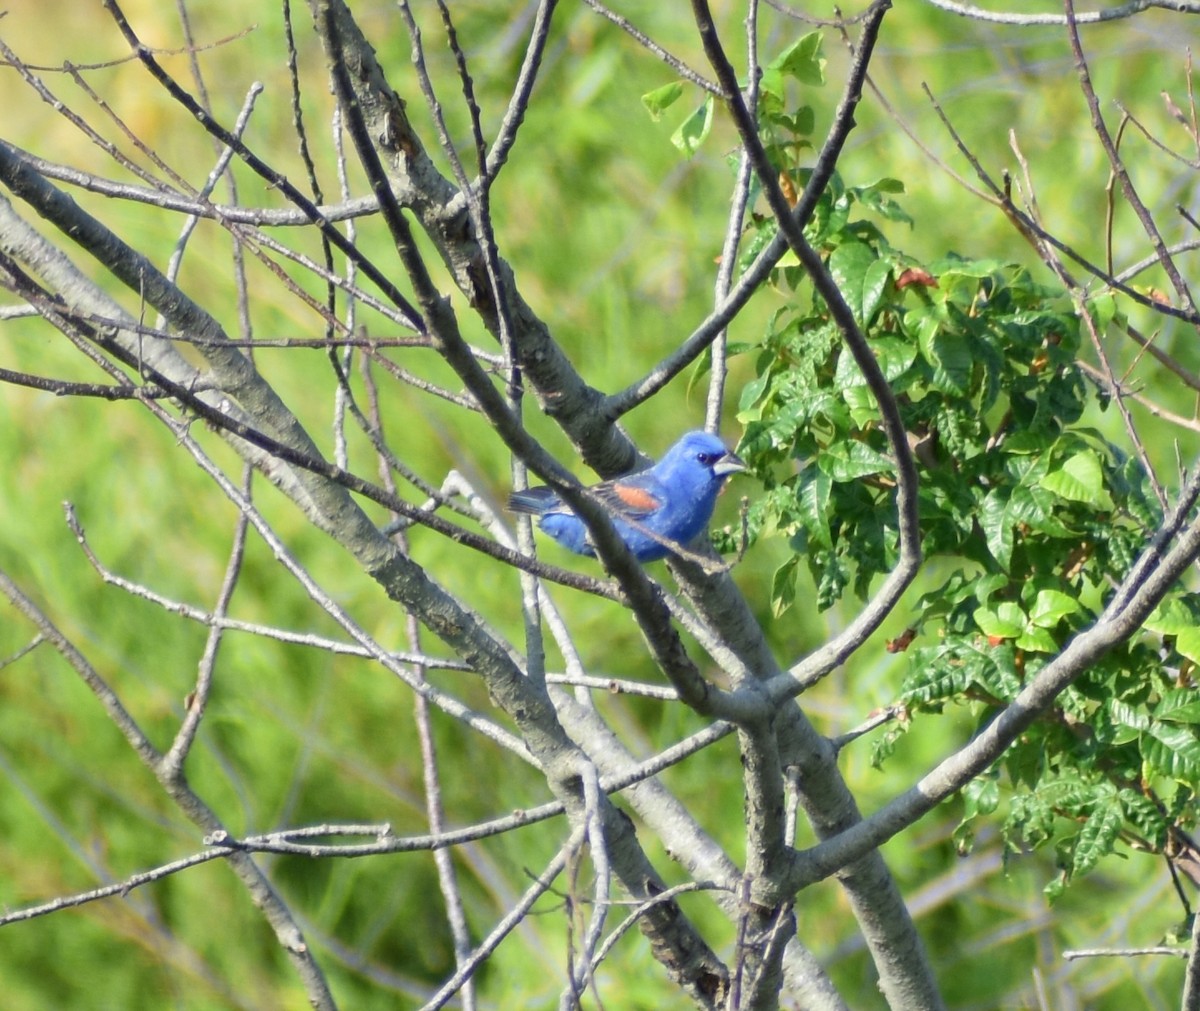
[1,2,1198,1009]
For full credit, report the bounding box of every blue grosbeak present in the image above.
[508,430,745,561]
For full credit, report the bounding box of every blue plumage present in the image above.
[508,430,745,561]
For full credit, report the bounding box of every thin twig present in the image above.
[485,0,559,181]
[161,481,250,776]
[705,0,759,433]
[101,0,425,330]
[604,0,894,418]
[924,0,1197,25]
[579,0,723,96]
[0,569,338,1011]
[420,829,585,1011]
[1064,0,1199,320]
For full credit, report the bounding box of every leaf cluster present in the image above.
[727,80,1200,896]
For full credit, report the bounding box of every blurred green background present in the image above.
[1,1,1197,1007]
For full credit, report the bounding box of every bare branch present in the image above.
[579,0,724,97]
[1064,0,1199,319]
[0,569,338,1010]
[485,0,560,181]
[922,0,1199,25]
[605,0,893,418]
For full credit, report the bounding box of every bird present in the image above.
[508,430,746,562]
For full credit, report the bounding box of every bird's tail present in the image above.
[507,486,562,515]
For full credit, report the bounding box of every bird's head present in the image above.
[658,430,746,494]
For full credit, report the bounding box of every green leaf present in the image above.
[920,326,973,396]
[686,340,754,397]
[933,256,1010,280]
[1146,596,1200,636]
[863,176,905,194]
[814,548,849,610]
[1176,627,1200,665]
[862,259,893,322]
[1010,788,1058,849]
[978,488,1012,569]
[835,337,915,425]
[771,556,799,618]
[901,645,973,704]
[1072,797,1123,878]
[871,337,919,383]
[1143,721,1200,779]
[737,370,773,416]
[1044,873,1068,902]
[767,32,826,86]
[1039,777,1100,815]
[1015,626,1058,654]
[1106,697,1150,739]
[974,602,1025,639]
[1155,689,1200,725]
[973,573,1010,607]
[1006,484,1074,537]
[1086,291,1119,331]
[954,772,1000,855]
[964,772,1001,818]
[1036,371,1087,428]
[871,718,909,769]
[1041,450,1114,509]
[854,177,914,225]
[817,441,894,481]
[671,95,715,156]
[780,106,815,137]
[829,242,887,326]
[1028,589,1080,628]
[1117,456,1164,529]
[641,81,684,120]
[1121,788,1168,846]
[797,468,834,549]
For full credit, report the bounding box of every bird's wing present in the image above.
[509,475,664,519]
[592,476,664,519]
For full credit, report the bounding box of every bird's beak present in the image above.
[713,450,746,478]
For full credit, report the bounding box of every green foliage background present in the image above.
[1,1,1198,1008]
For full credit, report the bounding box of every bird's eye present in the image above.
[697,452,716,464]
